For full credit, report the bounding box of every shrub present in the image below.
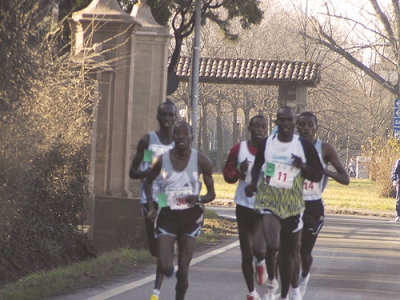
[0,0,97,284]
[362,137,400,197]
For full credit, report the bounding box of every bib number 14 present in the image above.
[304,181,314,190]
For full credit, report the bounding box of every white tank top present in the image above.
[263,134,305,190]
[234,141,256,209]
[139,131,174,204]
[159,149,201,210]
[303,140,329,201]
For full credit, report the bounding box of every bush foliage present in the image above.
[363,137,400,198]
[0,1,97,284]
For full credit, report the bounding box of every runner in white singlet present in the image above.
[223,116,278,300]
[295,112,349,297]
[144,121,215,300]
[129,100,176,300]
[245,107,324,300]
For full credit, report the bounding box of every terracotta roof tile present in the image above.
[175,56,321,87]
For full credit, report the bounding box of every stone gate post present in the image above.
[68,0,171,252]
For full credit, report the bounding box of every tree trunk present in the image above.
[232,107,238,146]
[201,104,209,157]
[168,34,182,74]
[268,113,274,135]
[244,108,251,140]
[198,106,202,151]
[216,102,224,173]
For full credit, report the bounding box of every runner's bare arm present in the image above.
[129,134,150,179]
[323,142,350,185]
[245,137,267,197]
[297,138,324,182]
[143,155,163,220]
[196,154,216,204]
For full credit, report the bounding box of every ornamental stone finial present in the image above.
[71,0,135,23]
[131,0,161,27]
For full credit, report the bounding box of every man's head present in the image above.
[248,115,268,143]
[157,99,177,129]
[275,106,296,138]
[296,111,318,142]
[172,121,193,151]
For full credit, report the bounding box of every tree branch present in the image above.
[302,18,397,95]
[369,0,398,58]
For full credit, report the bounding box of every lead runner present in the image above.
[144,121,216,300]
[245,106,324,300]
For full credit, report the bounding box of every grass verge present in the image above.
[0,209,237,300]
[211,174,395,217]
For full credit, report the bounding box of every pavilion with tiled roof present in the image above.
[175,56,321,111]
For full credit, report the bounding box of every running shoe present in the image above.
[266,278,280,300]
[395,215,400,222]
[149,294,159,300]
[289,287,302,300]
[255,260,267,285]
[247,293,261,300]
[298,273,310,297]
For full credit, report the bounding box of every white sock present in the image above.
[292,287,300,293]
[256,259,265,266]
[152,289,160,296]
[248,290,258,296]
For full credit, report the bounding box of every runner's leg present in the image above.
[300,230,317,277]
[262,213,280,281]
[157,235,176,277]
[237,205,262,292]
[279,229,301,299]
[175,234,197,300]
[143,205,165,291]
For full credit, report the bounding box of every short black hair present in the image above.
[249,115,267,126]
[157,99,176,114]
[173,121,193,135]
[277,106,295,116]
[297,111,318,126]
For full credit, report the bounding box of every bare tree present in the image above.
[300,0,400,98]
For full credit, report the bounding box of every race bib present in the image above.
[152,144,171,159]
[165,186,193,210]
[303,180,317,196]
[303,179,323,199]
[244,161,254,183]
[267,162,300,189]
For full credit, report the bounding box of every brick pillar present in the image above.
[278,85,308,114]
[68,0,171,252]
[127,1,172,198]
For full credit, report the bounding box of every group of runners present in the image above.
[129,101,349,300]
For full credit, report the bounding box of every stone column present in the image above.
[278,85,308,114]
[127,0,172,198]
[69,0,141,200]
[68,0,171,252]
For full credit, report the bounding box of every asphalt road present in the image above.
[53,207,400,300]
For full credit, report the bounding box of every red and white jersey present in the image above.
[234,141,256,209]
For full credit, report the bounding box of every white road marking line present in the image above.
[85,240,240,300]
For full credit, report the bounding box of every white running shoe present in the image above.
[395,215,400,222]
[247,291,261,300]
[289,287,302,300]
[266,278,280,300]
[298,274,310,297]
[255,260,267,285]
